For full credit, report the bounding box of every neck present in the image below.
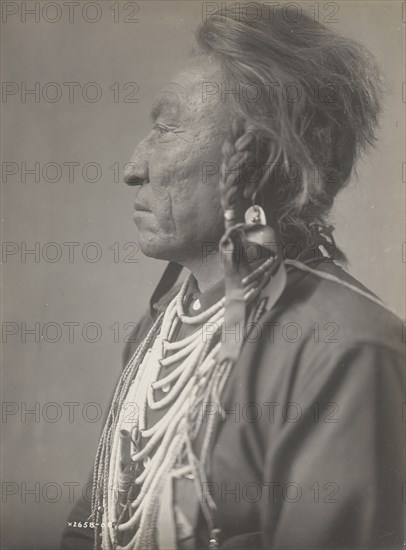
[181,250,224,293]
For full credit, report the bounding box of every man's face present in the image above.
[124,56,228,264]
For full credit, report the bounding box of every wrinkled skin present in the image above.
[124,56,229,271]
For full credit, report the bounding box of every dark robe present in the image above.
[61,255,405,550]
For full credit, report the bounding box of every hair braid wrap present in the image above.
[218,120,281,364]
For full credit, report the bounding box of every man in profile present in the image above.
[62,3,404,549]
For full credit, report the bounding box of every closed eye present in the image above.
[154,123,172,135]
[153,122,189,142]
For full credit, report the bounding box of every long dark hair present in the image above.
[196,2,383,252]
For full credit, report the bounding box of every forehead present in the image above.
[151,56,224,121]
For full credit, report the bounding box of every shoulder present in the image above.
[271,259,403,356]
[244,259,405,404]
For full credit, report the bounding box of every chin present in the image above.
[138,234,185,262]
[139,232,210,265]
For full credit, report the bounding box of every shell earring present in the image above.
[244,203,267,226]
[244,188,267,225]
[243,190,277,250]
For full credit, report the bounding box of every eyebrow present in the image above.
[150,92,181,122]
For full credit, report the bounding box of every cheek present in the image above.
[148,142,206,229]
[194,176,224,238]
[144,143,180,230]
[147,124,225,238]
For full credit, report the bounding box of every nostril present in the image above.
[123,159,149,186]
[124,173,144,186]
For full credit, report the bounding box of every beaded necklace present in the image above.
[91,256,276,550]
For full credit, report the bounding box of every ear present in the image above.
[241,129,271,201]
[242,178,259,200]
[241,152,265,201]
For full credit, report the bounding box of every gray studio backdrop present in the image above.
[1,1,405,549]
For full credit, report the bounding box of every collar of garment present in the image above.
[150,245,322,319]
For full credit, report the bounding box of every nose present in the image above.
[123,136,150,186]
[123,162,148,186]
